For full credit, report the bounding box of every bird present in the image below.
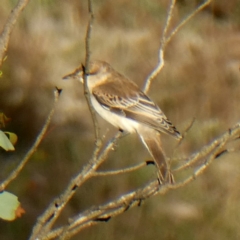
[63,60,181,183]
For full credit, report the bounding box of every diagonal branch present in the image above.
[173,123,240,172]
[29,132,122,240]
[38,121,240,240]
[165,0,212,45]
[0,89,60,191]
[0,0,30,67]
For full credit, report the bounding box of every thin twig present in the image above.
[169,118,196,169]
[0,0,30,67]
[165,0,212,46]
[0,89,60,191]
[171,136,228,189]
[143,0,176,93]
[178,117,196,144]
[83,0,101,143]
[92,161,147,177]
[143,0,212,94]
[173,122,240,172]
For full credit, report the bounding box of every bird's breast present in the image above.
[90,95,139,133]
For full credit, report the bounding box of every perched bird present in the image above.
[63,60,181,183]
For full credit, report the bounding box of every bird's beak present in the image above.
[62,67,83,82]
[62,72,75,80]
[62,74,71,80]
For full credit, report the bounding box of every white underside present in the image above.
[90,95,140,133]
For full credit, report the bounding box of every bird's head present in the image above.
[62,60,112,87]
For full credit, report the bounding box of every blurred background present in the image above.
[1,0,240,239]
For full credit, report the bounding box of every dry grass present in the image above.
[1,0,240,239]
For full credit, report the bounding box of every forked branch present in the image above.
[143,0,212,93]
[30,120,240,240]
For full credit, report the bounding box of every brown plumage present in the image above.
[63,60,181,183]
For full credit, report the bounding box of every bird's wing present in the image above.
[92,81,181,139]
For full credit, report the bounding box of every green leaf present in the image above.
[0,191,20,221]
[0,130,15,151]
[4,132,18,146]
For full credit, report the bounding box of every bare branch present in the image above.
[172,136,228,189]
[179,117,196,143]
[43,179,160,240]
[92,161,147,177]
[174,122,240,172]
[143,0,176,93]
[165,0,212,46]
[0,89,60,191]
[83,0,101,142]
[31,120,240,239]
[29,132,122,240]
[170,118,196,161]
[0,0,30,68]
[143,0,212,93]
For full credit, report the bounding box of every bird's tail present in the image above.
[139,131,173,184]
